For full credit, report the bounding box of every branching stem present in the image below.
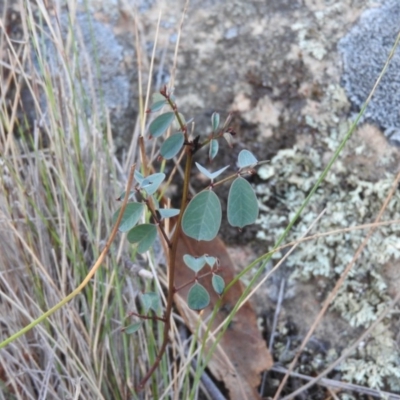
[137,89,192,390]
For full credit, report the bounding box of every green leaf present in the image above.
[141,173,165,195]
[209,139,219,161]
[212,275,225,295]
[116,190,135,201]
[112,202,144,232]
[150,99,167,112]
[134,170,144,185]
[195,162,229,182]
[173,112,186,129]
[187,283,210,310]
[124,322,142,334]
[238,149,258,168]
[141,292,160,313]
[127,224,158,253]
[158,208,180,219]
[160,132,184,159]
[182,190,222,241]
[149,112,175,138]
[152,92,165,103]
[204,255,216,267]
[227,177,259,228]
[211,112,220,132]
[183,254,207,273]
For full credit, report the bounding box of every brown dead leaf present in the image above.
[174,231,273,400]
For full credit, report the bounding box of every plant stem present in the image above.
[137,147,192,390]
[137,94,192,390]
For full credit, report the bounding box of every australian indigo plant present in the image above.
[114,86,264,389]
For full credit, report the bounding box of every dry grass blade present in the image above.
[272,366,400,400]
[0,2,144,398]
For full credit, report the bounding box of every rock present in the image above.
[338,0,400,145]
[20,10,135,149]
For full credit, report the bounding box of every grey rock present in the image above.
[338,0,400,144]
[23,11,135,148]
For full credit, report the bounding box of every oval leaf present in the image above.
[187,283,210,311]
[211,112,220,132]
[173,112,186,129]
[141,173,165,195]
[149,112,175,138]
[212,274,225,295]
[116,190,135,201]
[124,322,142,334]
[141,292,160,313]
[127,224,158,253]
[158,208,180,219]
[112,202,144,232]
[209,139,219,161]
[150,100,167,112]
[227,177,259,228]
[238,149,258,168]
[134,169,144,184]
[160,132,184,159]
[204,255,216,267]
[182,190,222,241]
[183,254,207,273]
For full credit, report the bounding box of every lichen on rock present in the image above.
[339,0,400,145]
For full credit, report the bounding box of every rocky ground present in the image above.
[4,0,400,397]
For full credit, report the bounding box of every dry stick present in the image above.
[0,165,136,349]
[272,366,400,400]
[272,30,400,400]
[273,168,400,399]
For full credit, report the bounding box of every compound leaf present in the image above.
[238,149,258,168]
[127,224,157,253]
[187,283,210,310]
[160,132,184,159]
[227,177,259,228]
[149,112,175,138]
[182,190,221,241]
[183,254,206,273]
[195,162,229,181]
[212,274,225,295]
[112,202,144,232]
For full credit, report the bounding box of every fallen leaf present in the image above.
[174,230,273,400]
